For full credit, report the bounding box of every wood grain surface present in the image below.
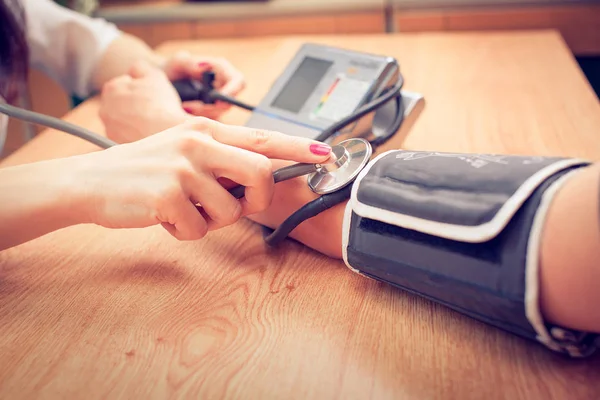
[1,31,600,400]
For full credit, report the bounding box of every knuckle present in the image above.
[249,129,271,149]
[155,184,182,210]
[189,117,216,138]
[175,132,201,154]
[174,161,195,182]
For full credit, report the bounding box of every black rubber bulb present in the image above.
[172,79,201,102]
[172,71,217,103]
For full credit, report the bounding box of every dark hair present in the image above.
[0,0,28,104]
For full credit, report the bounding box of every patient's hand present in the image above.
[99,60,189,143]
[162,51,246,120]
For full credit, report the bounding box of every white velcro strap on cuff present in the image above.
[341,150,396,276]
[341,200,357,274]
[524,169,587,357]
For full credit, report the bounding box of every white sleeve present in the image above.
[23,0,122,98]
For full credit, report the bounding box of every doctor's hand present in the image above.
[73,118,333,240]
[161,51,245,120]
[99,60,190,144]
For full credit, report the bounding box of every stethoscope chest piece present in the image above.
[307,138,373,195]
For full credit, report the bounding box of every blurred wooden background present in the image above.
[3,0,599,158]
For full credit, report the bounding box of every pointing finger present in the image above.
[198,119,333,164]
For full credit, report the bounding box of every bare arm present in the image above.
[0,157,89,250]
[247,159,346,258]
[539,163,600,332]
[90,33,166,91]
[248,162,600,333]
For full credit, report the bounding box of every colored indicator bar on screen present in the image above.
[314,77,340,114]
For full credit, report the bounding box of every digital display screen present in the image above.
[271,57,333,114]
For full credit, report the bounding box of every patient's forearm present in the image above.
[247,160,345,258]
[539,163,600,332]
[251,159,600,335]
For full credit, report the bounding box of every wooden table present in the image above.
[1,31,600,400]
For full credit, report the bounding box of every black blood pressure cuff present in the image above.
[342,149,598,357]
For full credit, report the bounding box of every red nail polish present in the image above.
[183,106,193,114]
[310,143,331,156]
[198,62,211,68]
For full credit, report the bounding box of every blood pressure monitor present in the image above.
[244,43,406,144]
